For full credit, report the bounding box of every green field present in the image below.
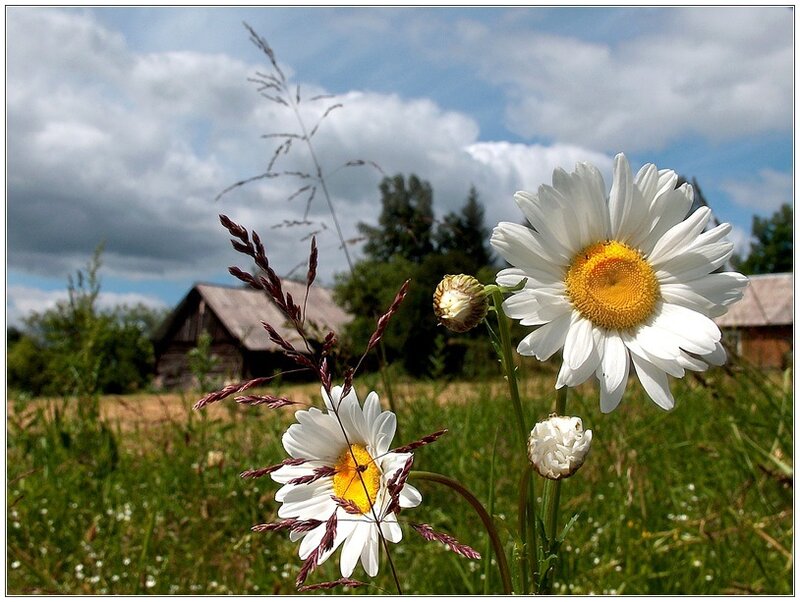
[6,362,793,595]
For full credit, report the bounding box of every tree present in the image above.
[10,245,163,397]
[733,203,793,275]
[358,174,435,263]
[337,177,498,376]
[435,185,493,273]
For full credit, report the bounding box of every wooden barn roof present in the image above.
[714,272,793,328]
[161,281,351,352]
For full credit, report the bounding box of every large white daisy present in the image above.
[491,153,748,412]
[272,385,422,578]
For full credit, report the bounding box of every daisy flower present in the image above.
[272,385,422,578]
[491,153,748,412]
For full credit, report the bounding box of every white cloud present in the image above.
[7,7,615,292]
[720,168,792,214]
[727,224,753,260]
[414,7,792,151]
[7,285,168,328]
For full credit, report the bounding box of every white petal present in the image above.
[632,323,681,360]
[316,515,356,566]
[648,207,712,266]
[556,320,600,387]
[360,532,380,577]
[399,483,422,508]
[491,222,567,278]
[574,161,611,241]
[539,180,583,252]
[599,332,628,393]
[648,310,717,355]
[658,303,721,345]
[502,290,541,320]
[563,314,595,370]
[373,412,396,455]
[277,483,336,517]
[363,391,381,427]
[630,353,675,410]
[340,521,371,578]
[608,153,648,243]
[516,311,572,360]
[635,162,659,206]
[676,351,709,372]
[513,191,576,260]
[344,398,370,446]
[623,333,685,378]
[496,267,530,289]
[380,514,403,543]
[597,340,629,414]
[503,290,571,326]
[661,272,748,316]
[282,421,341,463]
[704,341,727,366]
[655,242,734,283]
[298,525,326,560]
[272,460,329,485]
[640,188,693,255]
[608,153,633,238]
[655,169,679,201]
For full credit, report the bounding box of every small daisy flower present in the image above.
[272,385,422,578]
[492,153,748,411]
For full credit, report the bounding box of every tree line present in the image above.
[6,178,793,396]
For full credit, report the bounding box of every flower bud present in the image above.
[528,415,592,480]
[433,274,489,333]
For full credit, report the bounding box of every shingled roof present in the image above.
[714,272,793,328]
[198,282,350,350]
[158,281,351,351]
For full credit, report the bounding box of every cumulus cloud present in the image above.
[727,224,753,260]
[720,168,792,214]
[7,285,168,328]
[7,7,614,291]
[411,7,792,151]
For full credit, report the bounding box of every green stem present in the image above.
[412,470,513,595]
[490,289,537,593]
[541,386,569,593]
[518,465,539,592]
[554,385,568,415]
[546,480,563,551]
[548,386,568,544]
[489,290,528,449]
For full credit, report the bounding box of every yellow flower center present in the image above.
[565,240,660,331]
[332,444,381,514]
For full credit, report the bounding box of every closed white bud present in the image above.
[528,415,592,480]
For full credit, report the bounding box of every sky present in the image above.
[5,6,795,327]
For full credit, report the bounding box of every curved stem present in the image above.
[411,470,513,595]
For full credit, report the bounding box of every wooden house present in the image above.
[714,272,793,369]
[153,282,351,389]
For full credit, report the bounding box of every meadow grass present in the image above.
[6,361,792,594]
